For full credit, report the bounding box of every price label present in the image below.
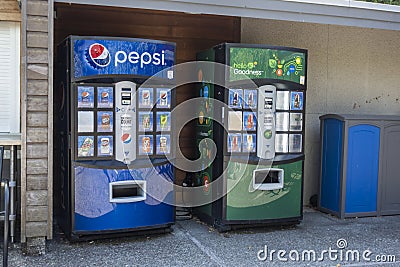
[121,115,132,130]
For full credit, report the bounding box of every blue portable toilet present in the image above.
[319,114,400,218]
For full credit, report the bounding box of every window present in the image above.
[0,21,20,133]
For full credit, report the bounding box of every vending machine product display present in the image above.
[54,36,176,239]
[195,43,307,230]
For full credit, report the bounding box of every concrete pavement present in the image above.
[6,208,400,266]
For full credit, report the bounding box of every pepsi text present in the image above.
[115,50,166,68]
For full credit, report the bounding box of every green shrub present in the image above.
[358,0,400,5]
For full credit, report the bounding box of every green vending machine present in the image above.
[195,43,307,231]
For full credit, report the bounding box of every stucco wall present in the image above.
[241,18,400,205]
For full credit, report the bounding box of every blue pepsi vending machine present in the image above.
[54,36,176,240]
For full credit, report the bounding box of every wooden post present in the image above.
[21,0,53,253]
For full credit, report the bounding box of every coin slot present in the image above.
[121,88,132,105]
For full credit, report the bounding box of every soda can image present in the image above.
[142,90,150,106]
[160,90,168,106]
[78,137,94,157]
[101,113,111,130]
[142,114,151,130]
[100,137,110,154]
[160,137,167,152]
[100,91,109,103]
[82,91,90,102]
[142,137,151,153]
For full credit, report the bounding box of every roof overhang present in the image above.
[54,0,400,31]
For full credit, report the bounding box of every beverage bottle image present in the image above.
[198,111,204,125]
[232,135,238,151]
[233,92,238,105]
[248,92,254,107]
[247,114,254,129]
[294,93,300,108]
[247,135,253,151]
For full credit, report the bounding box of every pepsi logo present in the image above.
[87,43,111,68]
[81,91,90,98]
[121,133,132,144]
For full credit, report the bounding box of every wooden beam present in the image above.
[0,0,21,22]
[20,0,27,244]
[47,0,54,240]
